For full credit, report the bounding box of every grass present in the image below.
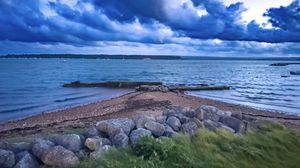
[77,124,300,168]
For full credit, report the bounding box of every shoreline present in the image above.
[1,91,300,140]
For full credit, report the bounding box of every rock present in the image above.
[201,105,220,122]
[0,149,15,168]
[96,118,135,137]
[163,124,177,137]
[217,110,232,117]
[219,125,235,133]
[85,138,102,151]
[40,146,79,167]
[190,118,204,128]
[90,145,112,159]
[0,142,31,154]
[166,116,181,131]
[14,151,39,168]
[84,126,100,138]
[51,134,82,152]
[129,128,152,146]
[155,116,167,124]
[180,121,198,135]
[164,110,190,124]
[31,139,55,159]
[85,137,110,151]
[136,85,169,92]
[144,121,165,137]
[203,120,222,131]
[111,131,129,148]
[219,116,245,133]
[134,115,155,128]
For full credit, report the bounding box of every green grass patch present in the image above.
[77,124,300,168]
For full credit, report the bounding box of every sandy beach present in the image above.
[1,91,300,140]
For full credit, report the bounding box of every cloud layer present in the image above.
[0,0,299,56]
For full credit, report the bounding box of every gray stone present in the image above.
[14,151,39,168]
[201,105,220,121]
[0,142,30,154]
[129,128,152,146]
[203,120,222,131]
[0,149,15,168]
[163,124,177,137]
[134,115,155,128]
[51,134,82,152]
[144,121,165,137]
[96,118,135,137]
[219,116,245,133]
[84,126,100,138]
[85,137,110,151]
[31,139,55,159]
[90,145,112,159]
[40,146,79,167]
[111,131,129,148]
[181,121,198,135]
[155,116,167,124]
[190,117,204,128]
[166,116,181,131]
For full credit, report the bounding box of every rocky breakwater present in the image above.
[0,105,273,167]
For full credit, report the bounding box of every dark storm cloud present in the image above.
[0,0,299,45]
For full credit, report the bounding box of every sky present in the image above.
[0,0,299,57]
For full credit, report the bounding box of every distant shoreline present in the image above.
[1,54,300,61]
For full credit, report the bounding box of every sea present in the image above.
[0,58,299,122]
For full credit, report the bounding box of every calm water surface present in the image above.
[0,58,299,122]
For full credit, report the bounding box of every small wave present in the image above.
[0,104,45,114]
[54,94,97,103]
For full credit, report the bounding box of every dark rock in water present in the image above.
[14,151,39,168]
[63,81,162,88]
[111,131,129,148]
[219,116,245,133]
[166,116,181,131]
[144,121,165,137]
[50,134,82,152]
[96,118,135,137]
[163,124,177,137]
[168,85,230,91]
[134,115,155,128]
[0,149,15,168]
[290,71,300,75]
[40,146,79,167]
[181,121,198,135]
[130,128,152,146]
[136,85,169,92]
[31,139,55,159]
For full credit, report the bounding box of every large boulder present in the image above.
[31,139,55,159]
[111,131,129,148]
[144,121,165,137]
[129,128,152,146]
[96,118,135,137]
[201,105,220,121]
[85,137,111,151]
[134,115,155,128]
[155,116,167,124]
[0,142,30,154]
[40,146,79,167]
[180,121,198,135]
[163,124,177,137]
[190,118,204,128]
[51,134,82,152]
[14,151,39,168]
[219,116,245,133]
[84,126,100,138]
[0,149,15,168]
[90,145,112,159]
[166,116,181,131]
[203,120,235,133]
